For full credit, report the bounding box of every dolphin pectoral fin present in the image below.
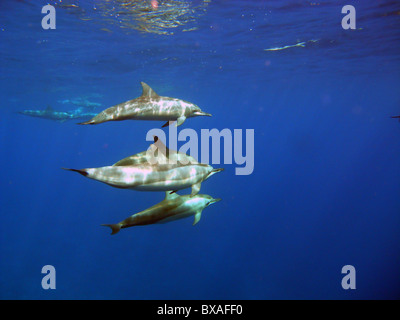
[162,121,176,128]
[193,212,202,226]
[191,183,201,196]
[165,191,179,200]
[101,223,121,235]
[176,116,186,127]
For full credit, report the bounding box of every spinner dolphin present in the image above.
[78,82,211,127]
[102,192,221,234]
[63,137,223,195]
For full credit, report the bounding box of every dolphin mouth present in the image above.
[206,168,224,179]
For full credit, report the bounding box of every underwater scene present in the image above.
[0,0,399,300]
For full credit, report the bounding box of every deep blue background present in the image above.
[0,0,399,299]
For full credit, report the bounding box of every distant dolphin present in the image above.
[102,192,221,234]
[18,106,97,123]
[62,137,223,195]
[77,82,211,127]
[58,98,102,110]
[391,115,400,122]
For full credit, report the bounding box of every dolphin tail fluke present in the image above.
[101,224,121,235]
[61,167,89,177]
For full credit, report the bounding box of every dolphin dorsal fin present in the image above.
[164,191,179,200]
[140,82,159,99]
[153,135,170,158]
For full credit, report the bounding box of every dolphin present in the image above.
[18,106,98,123]
[391,115,400,122]
[63,163,222,195]
[59,98,102,108]
[62,137,223,195]
[77,82,212,127]
[102,192,221,235]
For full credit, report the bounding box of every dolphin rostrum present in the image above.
[102,192,221,235]
[77,82,211,127]
[62,137,223,195]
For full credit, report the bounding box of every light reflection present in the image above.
[52,0,211,35]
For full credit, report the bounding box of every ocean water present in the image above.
[0,0,399,300]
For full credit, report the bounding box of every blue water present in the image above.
[1,0,399,300]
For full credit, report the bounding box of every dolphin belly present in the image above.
[131,179,195,191]
[118,199,188,227]
[126,165,209,191]
[156,210,194,224]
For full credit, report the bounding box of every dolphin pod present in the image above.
[64,82,222,233]
[78,82,212,127]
